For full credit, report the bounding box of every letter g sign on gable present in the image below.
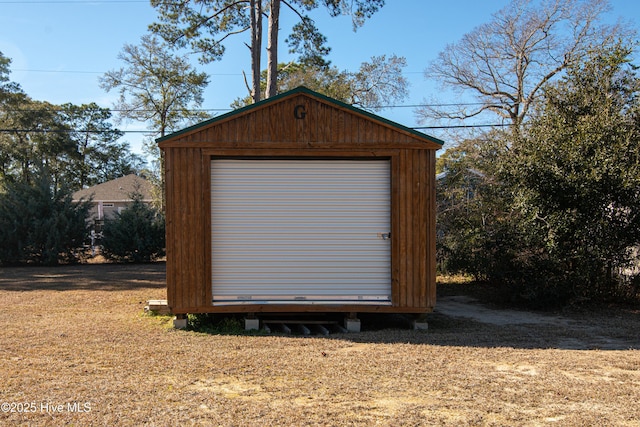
[293,104,307,119]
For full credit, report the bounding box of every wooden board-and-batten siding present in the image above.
[158,86,443,315]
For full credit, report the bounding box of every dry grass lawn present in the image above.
[0,263,639,426]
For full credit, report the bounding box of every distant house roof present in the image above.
[436,168,486,181]
[72,174,154,202]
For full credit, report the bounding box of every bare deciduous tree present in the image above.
[417,0,634,132]
[100,34,210,211]
[350,54,408,110]
[231,55,409,111]
[100,34,209,138]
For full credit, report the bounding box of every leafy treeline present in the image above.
[432,0,640,307]
[0,52,149,265]
[437,43,640,307]
[101,192,165,263]
[0,175,91,265]
[0,54,142,191]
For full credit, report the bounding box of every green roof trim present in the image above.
[156,86,444,146]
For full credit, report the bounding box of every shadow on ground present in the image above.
[340,297,640,350]
[182,304,640,351]
[2,263,638,350]
[0,262,166,291]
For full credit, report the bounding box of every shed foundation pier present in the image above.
[173,314,187,329]
[412,314,429,330]
[344,313,361,332]
[244,314,260,331]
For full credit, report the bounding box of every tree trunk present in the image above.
[250,0,263,103]
[266,0,280,99]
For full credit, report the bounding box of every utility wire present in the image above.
[13,68,242,76]
[1,101,488,114]
[415,123,511,129]
[0,1,152,3]
[12,67,424,76]
[1,108,234,113]
[0,122,511,133]
[0,129,151,133]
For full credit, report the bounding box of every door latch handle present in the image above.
[377,232,391,240]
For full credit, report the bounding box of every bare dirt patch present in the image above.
[435,295,639,350]
[1,264,639,426]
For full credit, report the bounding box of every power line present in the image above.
[1,101,487,115]
[0,106,507,132]
[13,69,106,75]
[379,102,487,108]
[13,68,242,76]
[0,129,151,134]
[12,68,423,77]
[1,108,233,113]
[0,122,511,134]
[0,0,151,3]
[415,123,511,130]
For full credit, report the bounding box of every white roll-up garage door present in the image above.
[211,159,391,305]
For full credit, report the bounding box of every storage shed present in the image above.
[158,87,443,323]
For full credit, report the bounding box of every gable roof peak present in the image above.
[157,86,444,147]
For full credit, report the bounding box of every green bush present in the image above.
[101,193,165,263]
[437,46,640,308]
[0,177,90,265]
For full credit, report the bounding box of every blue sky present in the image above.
[1,0,638,157]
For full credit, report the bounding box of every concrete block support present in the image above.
[244,317,260,331]
[173,314,187,329]
[412,320,428,330]
[412,314,428,331]
[344,317,361,333]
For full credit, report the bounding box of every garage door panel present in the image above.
[211,159,391,304]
